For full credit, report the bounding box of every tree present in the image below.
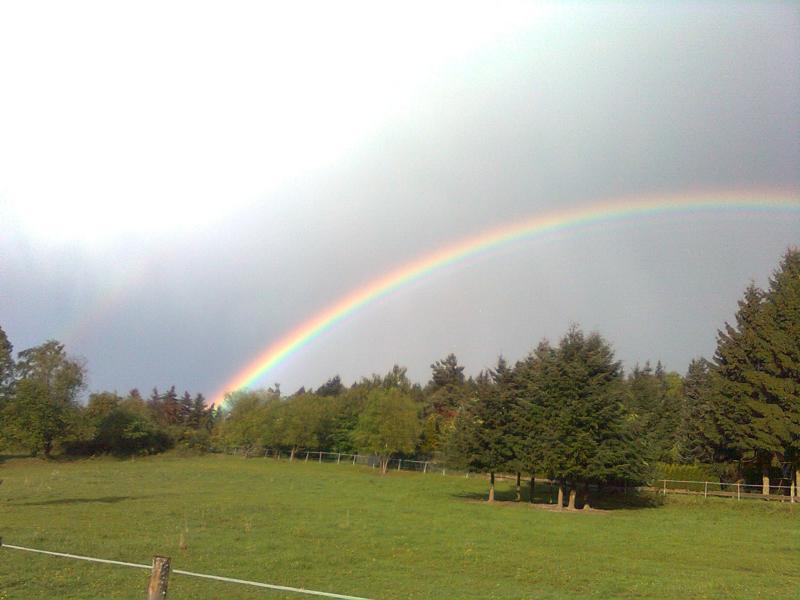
[5,340,85,456]
[449,358,515,502]
[0,325,14,404]
[711,273,800,493]
[760,249,800,492]
[426,353,467,417]
[277,393,331,460]
[536,327,646,509]
[510,343,551,503]
[678,358,718,463]
[316,375,344,397]
[217,389,276,453]
[188,394,211,430]
[353,387,420,474]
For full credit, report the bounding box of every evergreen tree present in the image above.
[189,393,211,430]
[761,250,800,486]
[179,391,194,425]
[426,353,467,417]
[450,358,515,502]
[712,282,791,491]
[678,358,718,463]
[537,327,646,509]
[161,386,181,426]
[510,343,551,503]
[316,375,344,397]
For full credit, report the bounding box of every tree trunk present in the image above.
[515,472,521,502]
[43,439,53,457]
[289,447,296,462]
[529,475,535,504]
[762,464,770,496]
[488,472,495,503]
[381,458,388,474]
[567,485,577,510]
[556,482,564,510]
[796,469,800,500]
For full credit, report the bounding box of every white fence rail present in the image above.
[228,447,799,502]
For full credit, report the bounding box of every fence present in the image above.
[228,447,799,503]
[0,539,373,600]
[652,479,796,502]
[231,447,462,476]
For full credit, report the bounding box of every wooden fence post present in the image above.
[319,451,322,463]
[704,481,708,499]
[423,462,428,474]
[663,480,667,496]
[337,453,341,464]
[737,482,741,501]
[352,455,357,465]
[397,459,402,472]
[147,555,171,600]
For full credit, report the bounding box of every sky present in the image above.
[1,1,798,404]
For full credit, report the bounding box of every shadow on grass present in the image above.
[0,453,34,464]
[12,495,149,506]
[452,486,664,511]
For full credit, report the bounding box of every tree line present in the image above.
[1,249,797,503]
[0,337,217,456]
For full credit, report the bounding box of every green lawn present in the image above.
[0,454,797,599]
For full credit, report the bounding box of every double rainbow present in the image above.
[211,190,799,406]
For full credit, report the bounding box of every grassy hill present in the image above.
[0,453,797,599]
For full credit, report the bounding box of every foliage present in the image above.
[0,324,14,403]
[3,340,86,456]
[709,249,800,478]
[353,387,420,472]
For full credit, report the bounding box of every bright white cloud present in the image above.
[0,0,545,242]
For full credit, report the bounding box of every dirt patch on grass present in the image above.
[462,498,612,514]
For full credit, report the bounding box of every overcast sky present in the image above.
[1,1,798,400]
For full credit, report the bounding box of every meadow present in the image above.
[0,454,797,599]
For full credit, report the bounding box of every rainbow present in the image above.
[211,190,800,406]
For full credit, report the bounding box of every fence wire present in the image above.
[1,542,373,600]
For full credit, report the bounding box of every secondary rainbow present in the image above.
[211,190,800,406]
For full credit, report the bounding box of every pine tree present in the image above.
[316,375,344,397]
[450,358,515,502]
[678,358,717,463]
[161,386,181,426]
[510,343,550,503]
[757,250,800,489]
[179,391,193,425]
[426,353,467,417]
[712,281,793,492]
[537,327,646,509]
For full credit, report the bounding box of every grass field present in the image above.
[0,453,798,599]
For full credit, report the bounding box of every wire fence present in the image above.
[0,540,373,599]
[233,447,462,476]
[228,447,799,502]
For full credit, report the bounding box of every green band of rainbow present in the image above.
[212,190,799,406]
